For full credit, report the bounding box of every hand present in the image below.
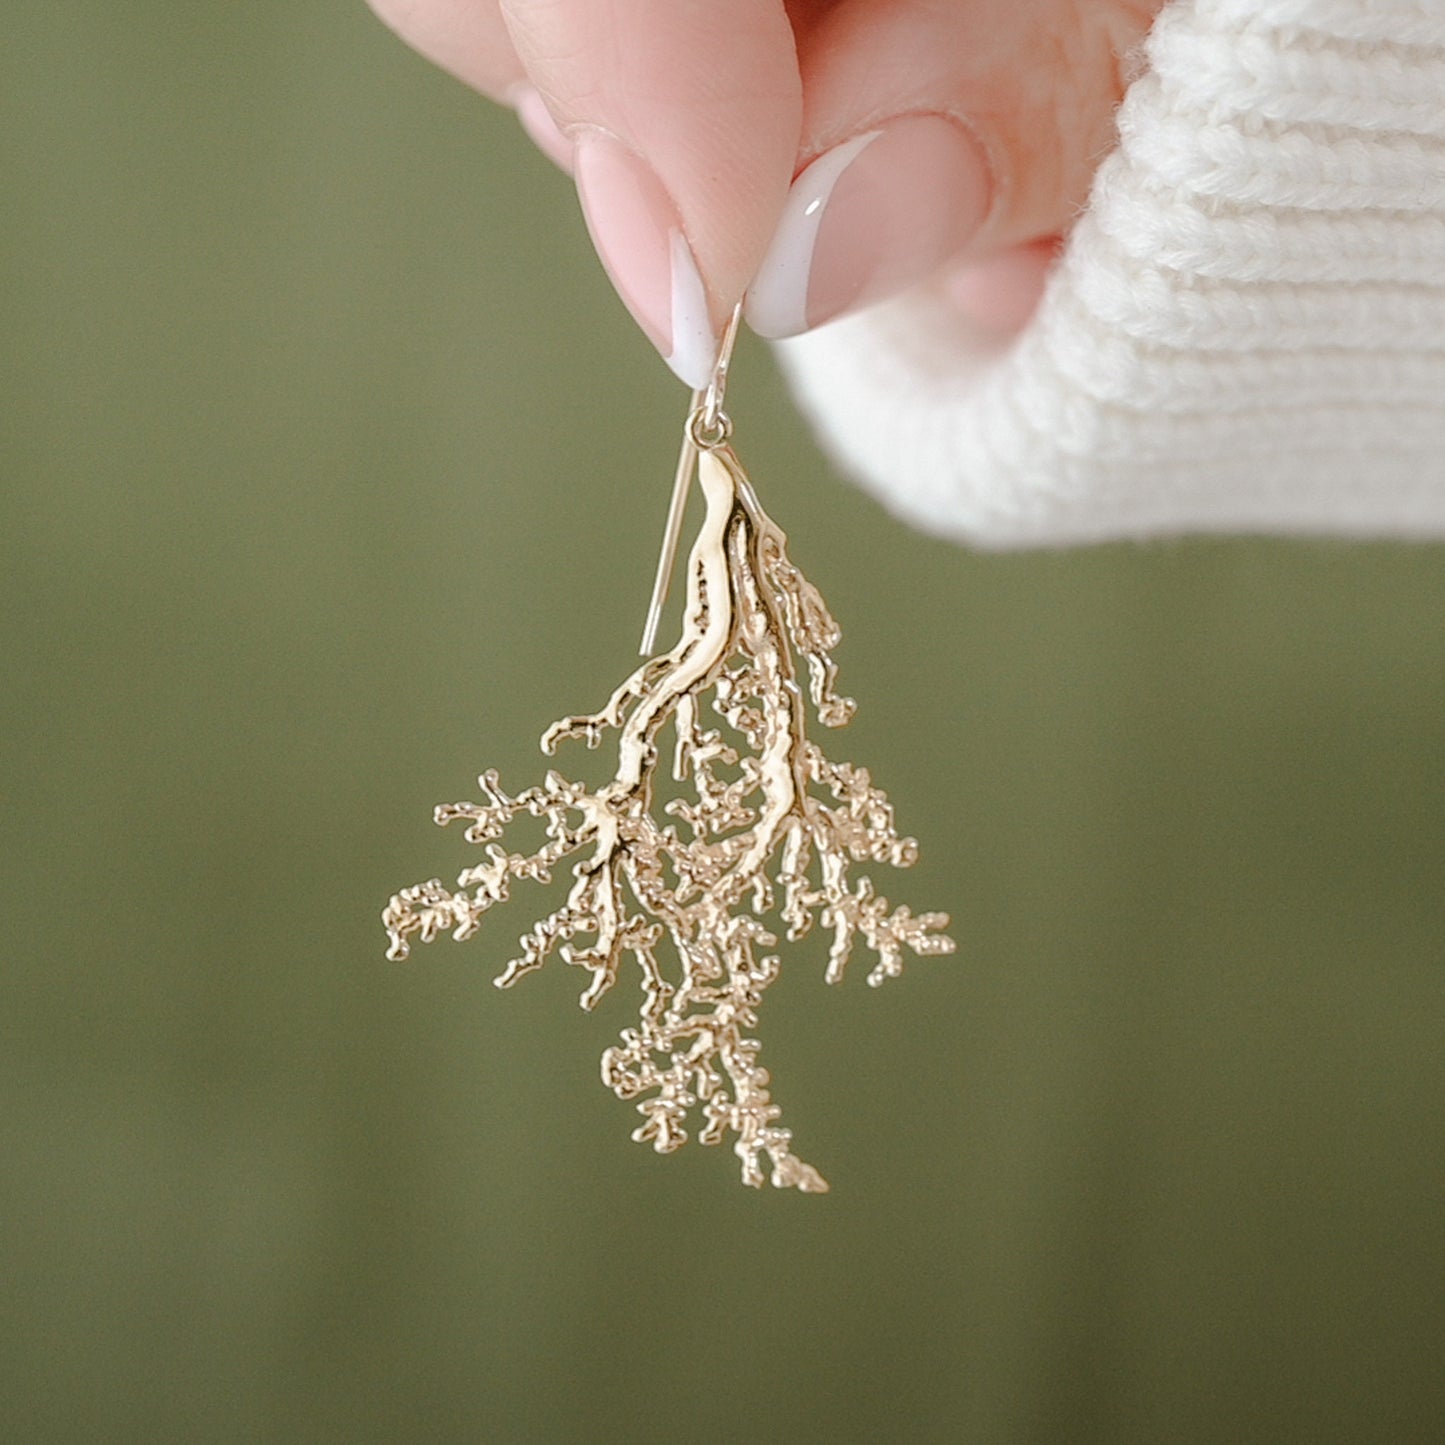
[366,0,1164,384]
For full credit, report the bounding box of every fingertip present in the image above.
[746,115,992,338]
[502,0,801,378]
[573,132,717,389]
[788,0,1163,281]
[510,85,573,174]
[941,240,1057,338]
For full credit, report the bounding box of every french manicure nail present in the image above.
[746,115,993,339]
[511,86,574,174]
[573,132,717,389]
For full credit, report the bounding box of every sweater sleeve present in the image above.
[771,0,1445,547]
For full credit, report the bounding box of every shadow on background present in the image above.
[4,4,1443,1442]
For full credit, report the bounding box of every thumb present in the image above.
[502,0,801,386]
[746,0,1163,338]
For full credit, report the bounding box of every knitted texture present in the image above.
[774,0,1445,545]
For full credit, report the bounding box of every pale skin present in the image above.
[367,0,1166,358]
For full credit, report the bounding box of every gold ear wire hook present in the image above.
[638,303,744,656]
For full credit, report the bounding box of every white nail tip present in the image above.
[664,229,717,390]
[745,130,883,340]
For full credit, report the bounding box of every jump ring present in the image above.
[687,405,733,450]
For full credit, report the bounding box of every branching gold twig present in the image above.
[384,443,954,1191]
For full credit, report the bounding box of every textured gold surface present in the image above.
[385,438,954,1191]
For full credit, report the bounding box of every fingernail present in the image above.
[746,115,993,339]
[573,132,717,389]
[511,86,573,174]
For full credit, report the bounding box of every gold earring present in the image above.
[384,307,954,1192]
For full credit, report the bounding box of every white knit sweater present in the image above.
[775,0,1445,545]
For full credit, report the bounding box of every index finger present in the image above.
[502,0,803,385]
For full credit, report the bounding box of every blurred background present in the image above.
[4,3,1444,1441]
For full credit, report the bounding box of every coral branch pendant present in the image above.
[384,405,954,1192]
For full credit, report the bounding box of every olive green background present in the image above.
[5,4,1444,1442]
